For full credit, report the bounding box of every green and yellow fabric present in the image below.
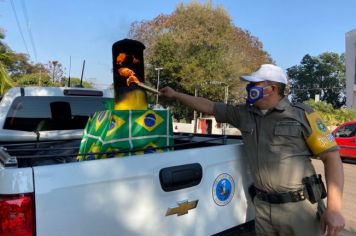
[77,109,174,160]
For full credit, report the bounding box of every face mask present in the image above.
[246,84,271,105]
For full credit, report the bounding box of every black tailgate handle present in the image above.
[159,163,203,192]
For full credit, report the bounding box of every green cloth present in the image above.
[78,109,174,160]
[103,98,115,110]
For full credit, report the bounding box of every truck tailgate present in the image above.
[33,143,254,236]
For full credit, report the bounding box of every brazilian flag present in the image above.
[78,109,174,160]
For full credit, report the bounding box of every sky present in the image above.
[1,0,356,88]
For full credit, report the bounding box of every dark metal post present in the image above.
[80,60,85,87]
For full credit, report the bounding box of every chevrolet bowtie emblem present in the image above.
[165,200,199,216]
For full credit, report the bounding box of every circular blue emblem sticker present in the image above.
[212,173,235,206]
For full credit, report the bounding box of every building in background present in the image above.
[173,117,241,136]
[346,29,356,108]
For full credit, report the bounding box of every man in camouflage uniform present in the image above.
[160,64,345,236]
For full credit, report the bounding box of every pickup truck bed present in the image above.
[0,134,254,236]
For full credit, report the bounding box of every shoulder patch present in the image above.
[305,111,337,155]
[292,102,314,114]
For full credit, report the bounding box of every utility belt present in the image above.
[249,174,327,204]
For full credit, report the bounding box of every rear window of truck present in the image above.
[3,96,113,131]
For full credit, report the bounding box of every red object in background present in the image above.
[332,121,356,159]
[200,119,207,134]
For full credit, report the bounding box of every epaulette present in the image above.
[292,102,314,114]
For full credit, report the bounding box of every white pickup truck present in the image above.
[0,87,254,236]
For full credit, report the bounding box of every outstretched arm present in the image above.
[319,150,345,236]
[160,86,214,115]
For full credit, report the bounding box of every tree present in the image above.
[128,2,272,120]
[287,52,345,108]
[14,72,55,87]
[63,77,94,88]
[47,61,65,83]
[0,61,13,94]
[1,30,55,88]
[1,30,34,77]
[305,99,356,127]
[0,30,14,94]
[0,29,16,74]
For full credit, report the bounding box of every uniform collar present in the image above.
[246,96,290,115]
[274,96,290,111]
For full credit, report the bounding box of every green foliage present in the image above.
[128,2,272,120]
[1,31,40,78]
[13,75,94,88]
[287,52,345,108]
[0,30,69,90]
[0,61,13,94]
[0,28,11,63]
[304,100,356,126]
[63,77,94,88]
[14,72,57,87]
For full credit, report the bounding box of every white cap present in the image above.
[240,64,288,85]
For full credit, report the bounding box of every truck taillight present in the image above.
[0,193,35,236]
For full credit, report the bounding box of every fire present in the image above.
[116,53,126,66]
[116,53,141,86]
[118,68,140,86]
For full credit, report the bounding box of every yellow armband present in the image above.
[305,111,337,155]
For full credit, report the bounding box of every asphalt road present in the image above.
[312,159,356,235]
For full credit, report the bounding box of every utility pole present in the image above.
[155,67,163,104]
[39,69,41,86]
[210,80,229,135]
[224,84,228,104]
[67,56,71,87]
[222,84,229,135]
[79,60,86,87]
[193,86,198,133]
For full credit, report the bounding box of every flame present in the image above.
[116,53,126,66]
[116,53,141,86]
[119,68,135,77]
[119,68,140,86]
[127,75,140,86]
